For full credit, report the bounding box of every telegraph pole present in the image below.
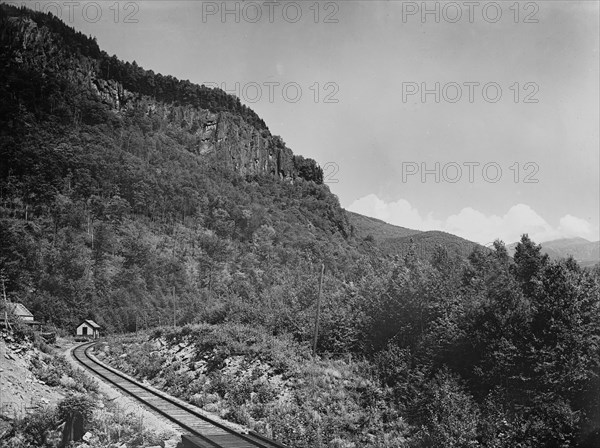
[172,286,176,328]
[312,264,325,356]
[1,272,9,331]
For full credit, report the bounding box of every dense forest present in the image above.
[1,5,599,447]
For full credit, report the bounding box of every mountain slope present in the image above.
[0,5,361,341]
[384,230,486,259]
[346,210,422,241]
[347,210,485,259]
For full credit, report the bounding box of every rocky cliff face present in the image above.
[1,14,297,180]
[91,77,296,179]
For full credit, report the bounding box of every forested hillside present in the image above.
[0,4,355,337]
[346,211,422,241]
[347,212,484,259]
[1,5,599,447]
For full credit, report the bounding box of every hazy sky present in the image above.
[10,0,599,244]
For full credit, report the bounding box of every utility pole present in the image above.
[172,286,176,328]
[312,263,325,356]
[2,274,8,331]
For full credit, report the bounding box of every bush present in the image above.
[33,338,53,354]
[11,406,59,447]
[9,317,35,343]
[32,354,98,393]
[410,371,480,448]
[57,394,94,424]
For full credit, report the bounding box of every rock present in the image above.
[164,439,179,448]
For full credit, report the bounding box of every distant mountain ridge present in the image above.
[349,209,600,266]
[507,237,600,267]
[347,211,485,259]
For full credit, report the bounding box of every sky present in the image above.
[7,0,599,244]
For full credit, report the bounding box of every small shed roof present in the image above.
[78,319,101,329]
[7,302,34,318]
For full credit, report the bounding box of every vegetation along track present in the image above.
[72,342,289,448]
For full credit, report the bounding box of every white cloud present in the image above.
[348,194,441,231]
[558,215,596,240]
[444,204,560,244]
[347,195,599,244]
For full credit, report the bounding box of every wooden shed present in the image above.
[1,302,42,330]
[76,319,101,339]
[8,302,34,321]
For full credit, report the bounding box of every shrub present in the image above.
[12,406,59,447]
[32,354,98,393]
[9,316,35,343]
[33,338,53,354]
[57,394,94,422]
[409,371,480,448]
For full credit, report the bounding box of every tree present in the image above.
[512,234,548,297]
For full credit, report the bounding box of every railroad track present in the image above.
[72,342,289,448]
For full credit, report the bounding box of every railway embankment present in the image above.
[98,323,408,448]
[73,343,285,447]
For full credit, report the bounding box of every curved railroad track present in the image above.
[72,342,288,448]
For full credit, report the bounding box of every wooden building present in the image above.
[75,319,101,339]
[1,302,42,330]
[9,302,34,321]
